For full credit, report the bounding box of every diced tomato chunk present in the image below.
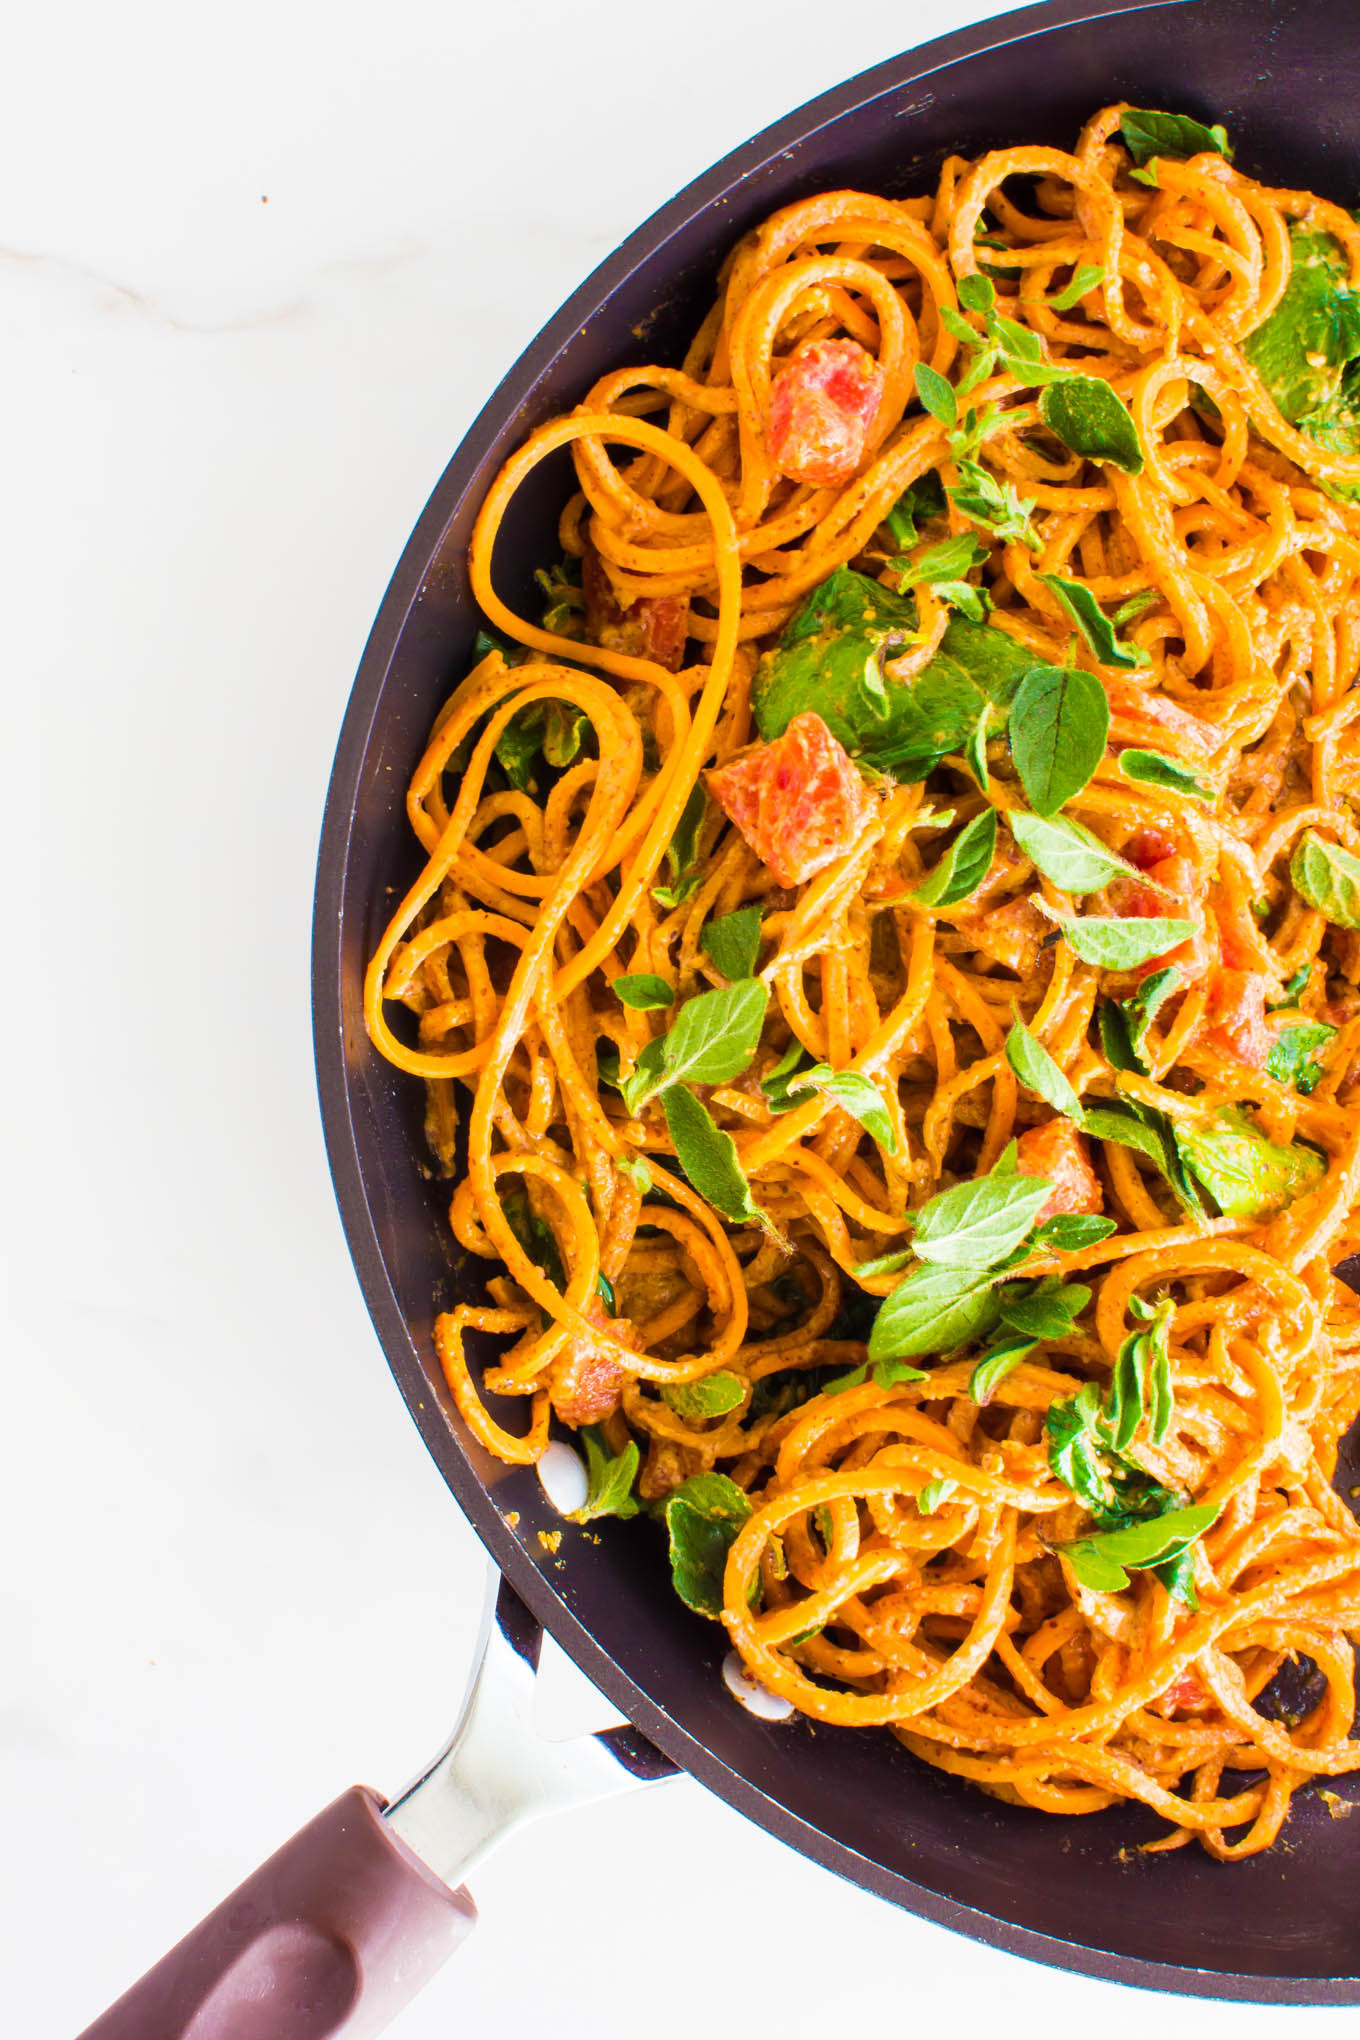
[582,542,689,671]
[1014,1117,1103,1221]
[767,337,884,488]
[1126,825,1177,870]
[1115,853,1214,984]
[549,1298,636,1428]
[707,711,874,887]
[1202,967,1276,1070]
[1153,1670,1209,1717]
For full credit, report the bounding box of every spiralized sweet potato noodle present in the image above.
[367,107,1360,1859]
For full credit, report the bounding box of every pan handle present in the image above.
[76,1785,476,2040]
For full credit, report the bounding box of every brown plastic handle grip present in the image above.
[78,1787,477,2040]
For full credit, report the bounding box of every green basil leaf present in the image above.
[911,1171,1054,1268]
[969,1334,1037,1403]
[662,1371,746,1421]
[911,807,998,907]
[1175,1105,1327,1219]
[1037,572,1149,670]
[1053,913,1195,969]
[1009,810,1133,894]
[1046,263,1106,312]
[1032,1212,1117,1250]
[1243,225,1360,496]
[1058,1501,1219,1593]
[1004,1019,1083,1120]
[652,783,708,908]
[1040,377,1144,474]
[917,1476,959,1515]
[700,906,763,983]
[1292,829,1360,929]
[750,567,1033,782]
[663,1472,752,1618]
[1266,1019,1336,1095]
[1118,748,1214,802]
[576,1427,640,1522]
[614,973,676,1011]
[1008,664,1110,816]
[915,361,958,426]
[1120,107,1233,168]
[999,1280,1091,1339]
[788,1065,898,1153]
[661,1087,759,1224]
[867,1262,1002,1360]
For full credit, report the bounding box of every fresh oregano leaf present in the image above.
[786,1066,898,1153]
[652,783,707,908]
[1119,749,1214,802]
[911,807,998,907]
[1040,377,1144,474]
[1032,1212,1117,1250]
[614,973,676,1010]
[915,362,958,427]
[867,1261,1002,1360]
[1005,1019,1084,1120]
[661,1087,759,1224]
[1038,572,1149,669]
[1009,809,1134,893]
[1080,1097,1205,1214]
[620,1036,668,1117]
[1052,913,1195,969]
[1009,664,1110,816]
[1112,589,1160,628]
[576,1427,640,1522]
[824,1354,928,1395]
[965,700,993,791]
[663,1472,752,1618]
[1101,966,1182,1075]
[663,1371,746,1422]
[969,1333,1037,1403]
[999,1279,1092,1339]
[1046,263,1106,311]
[1291,829,1360,929]
[700,906,763,982]
[911,1171,1054,1268]
[917,1476,959,1515]
[646,980,769,1097]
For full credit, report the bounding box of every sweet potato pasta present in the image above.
[367,105,1360,1858]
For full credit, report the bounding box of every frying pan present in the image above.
[79,0,1360,2028]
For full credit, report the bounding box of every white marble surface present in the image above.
[2,3,1351,2034]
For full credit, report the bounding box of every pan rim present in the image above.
[311,0,1360,2000]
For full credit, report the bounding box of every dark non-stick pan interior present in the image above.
[313,0,1360,2000]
